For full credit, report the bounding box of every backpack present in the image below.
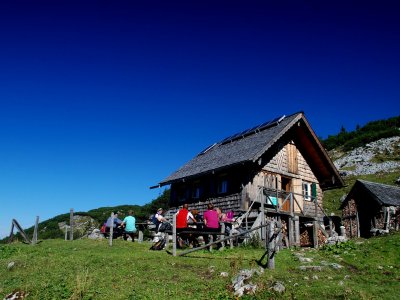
[158,222,172,232]
[150,237,166,251]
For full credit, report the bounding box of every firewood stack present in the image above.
[318,229,327,245]
[300,229,312,247]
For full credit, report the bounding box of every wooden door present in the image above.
[281,177,291,212]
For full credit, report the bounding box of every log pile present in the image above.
[300,229,312,247]
[318,229,327,245]
[342,199,357,216]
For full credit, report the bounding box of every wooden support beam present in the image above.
[313,220,318,248]
[294,216,300,246]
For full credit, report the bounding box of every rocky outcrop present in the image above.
[332,136,400,177]
[58,215,99,239]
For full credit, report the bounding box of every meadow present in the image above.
[1,232,399,300]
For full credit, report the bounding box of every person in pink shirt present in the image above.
[203,203,222,248]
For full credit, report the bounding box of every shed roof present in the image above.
[156,111,344,189]
[342,179,400,207]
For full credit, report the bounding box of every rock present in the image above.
[220,272,229,277]
[330,263,343,270]
[7,261,15,270]
[299,266,323,271]
[3,290,29,299]
[88,229,104,240]
[326,236,348,245]
[231,269,260,297]
[297,257,313,263]
[234,284,257,297]
[333,137,400,177]
[270,281,285,294]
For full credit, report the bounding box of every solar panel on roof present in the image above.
[197,143,217,156]
[219,114,286,145]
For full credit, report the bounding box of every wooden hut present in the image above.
[341,179,400,238]
[152,111,344,246]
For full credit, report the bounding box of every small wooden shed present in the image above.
[341,179,400,238]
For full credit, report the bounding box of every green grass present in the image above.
[1,232,400,299]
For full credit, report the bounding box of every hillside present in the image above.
[1,231,399,299]
[3,115,399,243]
[1,189,170,243]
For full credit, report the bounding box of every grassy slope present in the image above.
[1,233,399,299]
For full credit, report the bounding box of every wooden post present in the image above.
[356,212,360,237]
[220,223,225,249]
[267,221,275,269]
[261,191,266,248]
[109,212,114,247]
[9,222,15,243]
[64,225,68,241]
[229,229,234,249]
[288,216,294,247]
[32,216,39,245]
[165,232,169,248]
[138,231,143,243]
[69,209,74,241]
[172,213,177,257]
[385,207,390,231]
[290,192,294,216]
[294,216,300,246]
[313,220,318,248]
[277,217,283,251]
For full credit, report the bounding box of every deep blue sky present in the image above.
[1,1,399,238]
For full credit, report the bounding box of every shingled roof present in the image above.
[343,179,400,207]
[157,111,344,189]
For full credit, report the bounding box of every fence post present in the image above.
[220,223,225,249]
[69,209,74,241]
[138,230,143,243]
[172,213,177,256]
[65,225,68,241]
[32,216,39,245]
[109,212,114,247]
[9,222,15,243]
[267,221,275,269]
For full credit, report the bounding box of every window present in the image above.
[303,182,317,201]
[217,179,228,194]
[192,182,203,199]
[302,182,312,201]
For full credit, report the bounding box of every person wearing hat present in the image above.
[154,208,167,232]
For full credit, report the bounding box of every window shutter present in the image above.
[311,183,317,200]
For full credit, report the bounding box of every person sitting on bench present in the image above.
[203,204,222,249]
[121,210,137,242]
[176,203,198,248]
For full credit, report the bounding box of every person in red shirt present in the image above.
[176,203,197,247]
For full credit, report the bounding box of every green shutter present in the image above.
[311,183,317,200]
